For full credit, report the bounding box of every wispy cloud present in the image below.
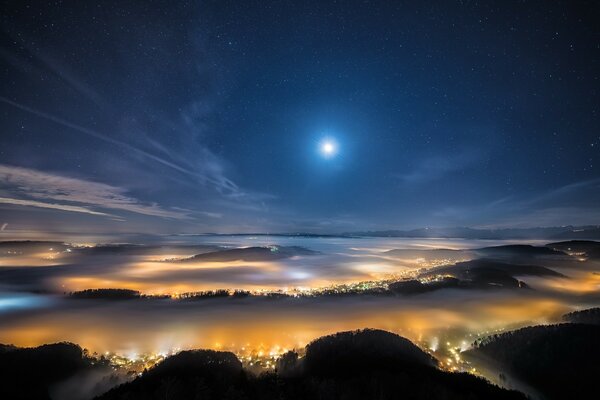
[0,24,245,198]
[525,178,600,206]
[431,178,600,228]
[0,197,110,216]
[398,150,482,184]
[0,96,248,199]
[0,164,188,219]
[0,97,205,182]
[0,16,275,228]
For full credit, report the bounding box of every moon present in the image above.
[319,139,338,158]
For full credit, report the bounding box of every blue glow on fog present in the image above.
[0,293,49,313]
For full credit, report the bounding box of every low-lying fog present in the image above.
[1,236,599,357]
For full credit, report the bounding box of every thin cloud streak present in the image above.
[431,178,600,228]
[398,150,482,184]
[525,178,600,206]
[0,197,109,216]
[0,164,188,219]
[0,96,241,196]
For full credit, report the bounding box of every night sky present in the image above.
[0,0,599,234]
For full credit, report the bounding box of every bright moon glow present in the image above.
[319,139,337,158]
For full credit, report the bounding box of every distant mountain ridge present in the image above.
[172,225,600,240]
[2,225,600,243]
[344,225,600,239]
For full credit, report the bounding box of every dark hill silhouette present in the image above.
[179,245,320,262]
[546,240,600,259]
[0,240,66,248]
[419,259,563,289]
[388,258,564,294]
[0,342,95,400]
[388,277,460,295]
[425,258,564,277]
[563,307,600,325]
[466,323,600,400]
[99,350,245,400]
[0,240,69,255]
[98,329,525,400]
[301,329,437,376]
[474,244,566,259]
[75,243,221,256]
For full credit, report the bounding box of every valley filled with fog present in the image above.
[1,236,598,357]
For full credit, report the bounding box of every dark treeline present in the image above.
[547,240,600,259]
[562,307,600,325]
[69,289,143,300]
[467,323,600,400]
[69,288,169,300]
[0,342,102,400]
[178,289,231,299]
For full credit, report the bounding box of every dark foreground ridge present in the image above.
[3,319,599,400]
[0,329,525,400]
[0,342,98,400]
[465,322,600,400]
[97,329,524,400]
[563,307,600,325]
